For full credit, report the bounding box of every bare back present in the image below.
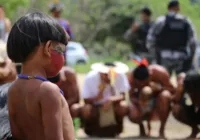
[128,64,174,98]
[8,79,75,140]
[59,67,79,106]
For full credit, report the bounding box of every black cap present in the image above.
[168,0,179,9]
[140,7,152,16]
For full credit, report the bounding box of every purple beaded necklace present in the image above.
[18,74,64,96]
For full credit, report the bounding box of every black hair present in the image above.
[133,65,149,80]
[140,7,152,17]
[184,71,200,94]
[168,0,179,9]
[49,4,63,13]
[47,73,60,83]
[7,12,68,63]
[104,62,116,67]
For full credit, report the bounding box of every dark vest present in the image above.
[156,15,189,51]
[135,22,152,53]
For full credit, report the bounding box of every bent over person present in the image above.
[128,61,174,138]
[79,62,130,137]
[172,71,200,138]
[7,12,74,140]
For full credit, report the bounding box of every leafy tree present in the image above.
[0,0,29,18]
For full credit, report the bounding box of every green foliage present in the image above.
[73,57,136,73]
[0,0,29,18]
[4,0,200,59]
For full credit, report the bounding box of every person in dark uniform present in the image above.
[172,71,200,139]
[124,7,154,63]
[147,0,197,75]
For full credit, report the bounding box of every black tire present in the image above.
[76,60,86,65]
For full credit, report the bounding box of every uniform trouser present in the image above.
[156,50,192,75]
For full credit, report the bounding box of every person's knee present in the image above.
[70,103,81,118]
[141,86,153,95]
[156,90,171,118]
[158,90,171,102]
[128,106,143,123]
[81,104,93,119]
[115,101,128,117]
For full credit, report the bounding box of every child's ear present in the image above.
[43,41,51,57]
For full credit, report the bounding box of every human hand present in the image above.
[132,23,139,32]
[99,83,106,92]
[149,82,162,92]
[96,83,106,101]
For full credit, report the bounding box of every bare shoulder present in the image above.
[127,71,134,85]
[149,64,170,77]
[39,82,61,100]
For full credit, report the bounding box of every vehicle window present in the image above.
[67,46,76,51]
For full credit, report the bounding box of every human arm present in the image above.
[127,72,139,105]
[82,76,105,104]
[124,22,139,41]
[110,73,130,103]
[63,71,80,106]
[40,83,64,140]
[186,18,197,61]
[173,73,186,103]
[146,16,165,49]
[65,21,74,40]
[150,68,175,95]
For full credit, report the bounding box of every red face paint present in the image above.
[46,50,64,77]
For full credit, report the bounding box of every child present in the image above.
[7,12,74,140]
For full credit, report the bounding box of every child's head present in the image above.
[7,12,68,77]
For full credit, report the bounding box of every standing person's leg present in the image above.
[155,90,171,138]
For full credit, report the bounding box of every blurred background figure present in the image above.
[124,7,154,64]
[49,1,74,40]
[75,62,129,137]
[172,71,200,138]
[0,41,16,85]
[47,66,80,118]
[0,5,11,42]
[128,61,174,138]
[0,41,16,140]
[146,0,197,75]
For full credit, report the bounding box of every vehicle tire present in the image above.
[77,60,86,65]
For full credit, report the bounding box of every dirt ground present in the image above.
[76,74,199,140]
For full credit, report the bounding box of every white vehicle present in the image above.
[66,41,89,66]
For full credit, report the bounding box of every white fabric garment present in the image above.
[82,71,130,105]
